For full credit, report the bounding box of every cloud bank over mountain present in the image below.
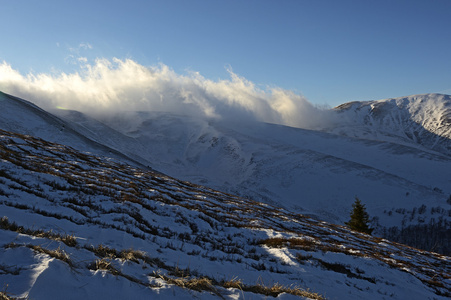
[0,58,334,129]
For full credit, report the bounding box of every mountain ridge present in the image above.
[331,93,451,156]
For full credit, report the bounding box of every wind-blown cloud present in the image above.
[0,58,333,129]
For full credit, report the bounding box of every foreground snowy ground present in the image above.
[0,129,449,299]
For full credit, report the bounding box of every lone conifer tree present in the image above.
[345,197,373,235]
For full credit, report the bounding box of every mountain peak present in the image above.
[331,93,451,156]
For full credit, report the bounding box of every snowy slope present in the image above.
[1,91,450,254]
[332,93,451,156]
[0,129,449,300]
[64,111,451,244]
[0,91,148,168]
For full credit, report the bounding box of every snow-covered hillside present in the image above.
[0,91,148,168]
[332,93,451,156]
[0,129,449,299]
[1,91,450,254]
[58,107,451,254]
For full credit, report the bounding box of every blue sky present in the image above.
[1,0,451,107]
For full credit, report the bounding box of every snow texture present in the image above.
[0,91,450,299]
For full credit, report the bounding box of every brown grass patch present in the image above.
[242,281,325,299]
[153,272,217,293]
[259,237,316,250]
[89,258,120,275]
[5,243,73,267]
[0,216,77,247]
[222,277,243,290]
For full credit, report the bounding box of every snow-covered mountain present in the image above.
[331,93,451,156]
[1,91,450,254]
[0,128,449,299]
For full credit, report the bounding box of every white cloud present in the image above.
[64,54,77,65]
[65,42,93,66]
[79,43,93,50]
[0,58,334,129]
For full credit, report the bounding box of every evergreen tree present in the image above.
[345,197,374,235]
